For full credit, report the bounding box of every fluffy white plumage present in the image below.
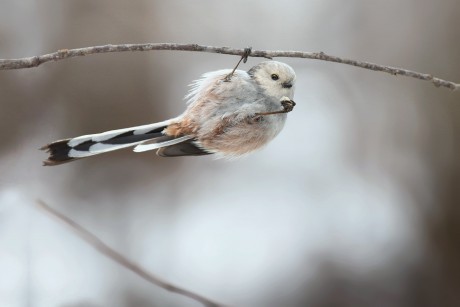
[42,61,296,165]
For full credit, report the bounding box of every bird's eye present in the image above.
[271,74,279,81]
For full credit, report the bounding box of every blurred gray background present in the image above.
[1,1,459,306]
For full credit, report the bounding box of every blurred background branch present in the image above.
[0,43,458,90]
[35,200,226,307]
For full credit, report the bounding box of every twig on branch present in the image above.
[0,43,458,90]
[35,199,226,307]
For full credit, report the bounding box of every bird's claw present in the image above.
[224,47,252,82]
[281,98,296,113]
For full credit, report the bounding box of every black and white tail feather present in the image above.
[41,119,210,166]
[41,70,219,166]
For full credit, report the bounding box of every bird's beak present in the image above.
[282,82,293,89]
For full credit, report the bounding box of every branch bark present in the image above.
[35,199,226,307]
[0,43,458,90]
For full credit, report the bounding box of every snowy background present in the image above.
[1,1,459,306]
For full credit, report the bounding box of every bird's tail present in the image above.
[41,119,192,166]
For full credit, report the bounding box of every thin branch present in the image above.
[0,43,458,91]
[35,199,226,307]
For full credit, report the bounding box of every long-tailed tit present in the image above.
[41,60,296,165]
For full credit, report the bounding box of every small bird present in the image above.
[41,60,296,166]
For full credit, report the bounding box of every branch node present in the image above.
[31,56,40,67]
